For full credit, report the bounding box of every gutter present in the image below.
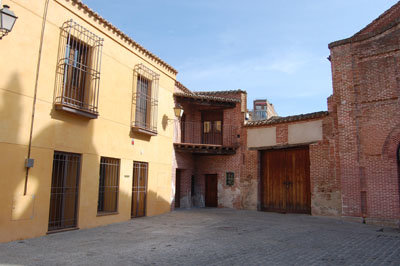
[24,0,50,195]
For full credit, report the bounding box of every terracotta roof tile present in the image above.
[175,81,193,95]
[174,92,241,103]
[68,0,177,75]
[245,111,329,127]
[195,89,247,95]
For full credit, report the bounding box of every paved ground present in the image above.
[0,209,399,265]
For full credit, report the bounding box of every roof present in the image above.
[175,81,193,95]
[68,0,177,75]
[329,2,400,49]
[174,92,241,104]
[195,89,247,95]
[174,82,244,104]
[245,111,329,127]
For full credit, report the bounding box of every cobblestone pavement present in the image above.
[0,208,399,265]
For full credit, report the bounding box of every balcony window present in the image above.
[54,20,103,119]
[132,64,159,135]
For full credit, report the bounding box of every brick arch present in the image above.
[382,124,400,160]
[382,124,400,211]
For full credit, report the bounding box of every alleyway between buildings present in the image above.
[0,208,399,265]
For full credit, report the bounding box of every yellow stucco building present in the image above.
[0,0,177,242]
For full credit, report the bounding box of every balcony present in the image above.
[252,110,267,121]
[54,20,103,119]
[174,121,239,155]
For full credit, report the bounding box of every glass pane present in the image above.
[203,121,211,133]
[215,121,222,132]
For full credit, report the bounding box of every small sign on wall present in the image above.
[226,172,234,186]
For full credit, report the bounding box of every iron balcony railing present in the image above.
[175,121,239,147]
[54,20,103,117]
[131,64,159,134]
[131,90,158,133]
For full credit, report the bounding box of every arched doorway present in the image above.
[397,144,400,210]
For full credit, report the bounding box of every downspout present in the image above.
[24,0,50,195]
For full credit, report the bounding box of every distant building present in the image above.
[251,99,277,121]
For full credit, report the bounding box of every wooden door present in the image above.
[205,174,218,207]
[132,161,148,218]
[202,111,223,145]
[261,147,310,214]
[175,169,181,208]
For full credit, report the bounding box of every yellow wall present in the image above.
[0,0,176,242]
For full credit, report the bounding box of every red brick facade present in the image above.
[172,4,400,227]
[245,113,342,217]
[328,2,400,226]
[172,88,259,210]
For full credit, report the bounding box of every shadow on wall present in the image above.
[162,114,168,131]
[0,71,102,242]
[129,130,151,142]
[146,189,172,216]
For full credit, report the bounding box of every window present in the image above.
[215,121,222,132]
[98,157,120,214]
[203,121,211,133]
[48,151,81,231]
[226,172,234,186]
[54,19,103,119]
[132,64,159,135]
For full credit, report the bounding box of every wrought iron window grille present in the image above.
[226,172,234,186]
[54,19,104,118]
[48,151,81,232]
[131,64,159,134]
[98,157,120,214]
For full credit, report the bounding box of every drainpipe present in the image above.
[24,0,50,195]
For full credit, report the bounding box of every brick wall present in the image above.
[245,115,342,216]
[329,13,400,226]
[172,90,260,209]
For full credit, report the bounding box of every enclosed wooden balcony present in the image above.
[174,121,239,155]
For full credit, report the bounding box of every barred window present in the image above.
[132,64,159,135]
[48,151,81,231]
[54,19,103,119]
[98,157,120,214]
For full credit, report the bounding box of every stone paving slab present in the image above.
[0,208,399,265]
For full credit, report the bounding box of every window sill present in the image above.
[131,126,157,136]
[97,211,119,217]
[55,103,98,119]
[47,227,79,234]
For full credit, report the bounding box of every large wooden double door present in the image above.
[261,147,311,214]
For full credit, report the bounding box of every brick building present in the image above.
[172,82,254,209]
[250,99,277,121]
[244,2,400,227]
[173,3,400,228]
[328,2,400,226]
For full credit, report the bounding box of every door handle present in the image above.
[283,180,292,189]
